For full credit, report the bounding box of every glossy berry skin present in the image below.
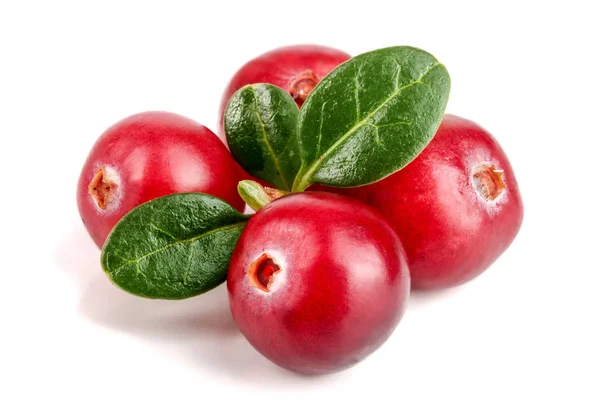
[330,114,524,290]
[77,111,244,248]
[227,192,410,375]
[217,44,351,141]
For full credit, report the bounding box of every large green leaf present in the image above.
[224,84,301,191]
[101,193,249,299]
[292,46,450,191]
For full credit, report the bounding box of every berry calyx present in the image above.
[88,166,120,210]
[248,253,280,293]
[289,69,319,104]
[473,164,506,201]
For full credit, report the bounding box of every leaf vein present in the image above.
[354,64,361,121]
[393,57,402,90]
[316,101,327,156]
[183,243,196,285]
[250,87,291,190]
[149,221,177,240]
[136,262,149,279]
[105,222,246,274]
[370,120,413,128]
[370,124,385,148]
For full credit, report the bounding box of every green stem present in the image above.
[291,171,310,193]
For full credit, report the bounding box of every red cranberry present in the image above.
[77,111,244,248]
[227,192,410,374]
[328,114,524,290]
[217,44,351,141]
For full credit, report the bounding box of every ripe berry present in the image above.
[329,115,524,290]
[227,192,410,374]
[77,111,244,248]
[217,44,351,141]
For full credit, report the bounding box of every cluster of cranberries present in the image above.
[78,45,523,375]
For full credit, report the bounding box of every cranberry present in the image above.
[77,111,244,248]
[227,192,410,374]
[217,44,351,142]
[328,114,524,290]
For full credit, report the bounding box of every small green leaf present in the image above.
[237,180,289,212]
[101,193,250,300]
[292,46,451,192]
[224,83,301,191]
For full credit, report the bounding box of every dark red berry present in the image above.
[217,44,351,142]
[328,114,524,290]
[77,111,244,248]
[227,192,410,374]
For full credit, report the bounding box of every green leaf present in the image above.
[101,193,249,300]
[224,83,301,191]
[237,180,289,212]
[292,46,451,192]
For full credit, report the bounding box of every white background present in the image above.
[1,1,598,413]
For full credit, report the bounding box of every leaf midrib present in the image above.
[104,221,247,275]
[250,86,292,191]
[293,62,441,191]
